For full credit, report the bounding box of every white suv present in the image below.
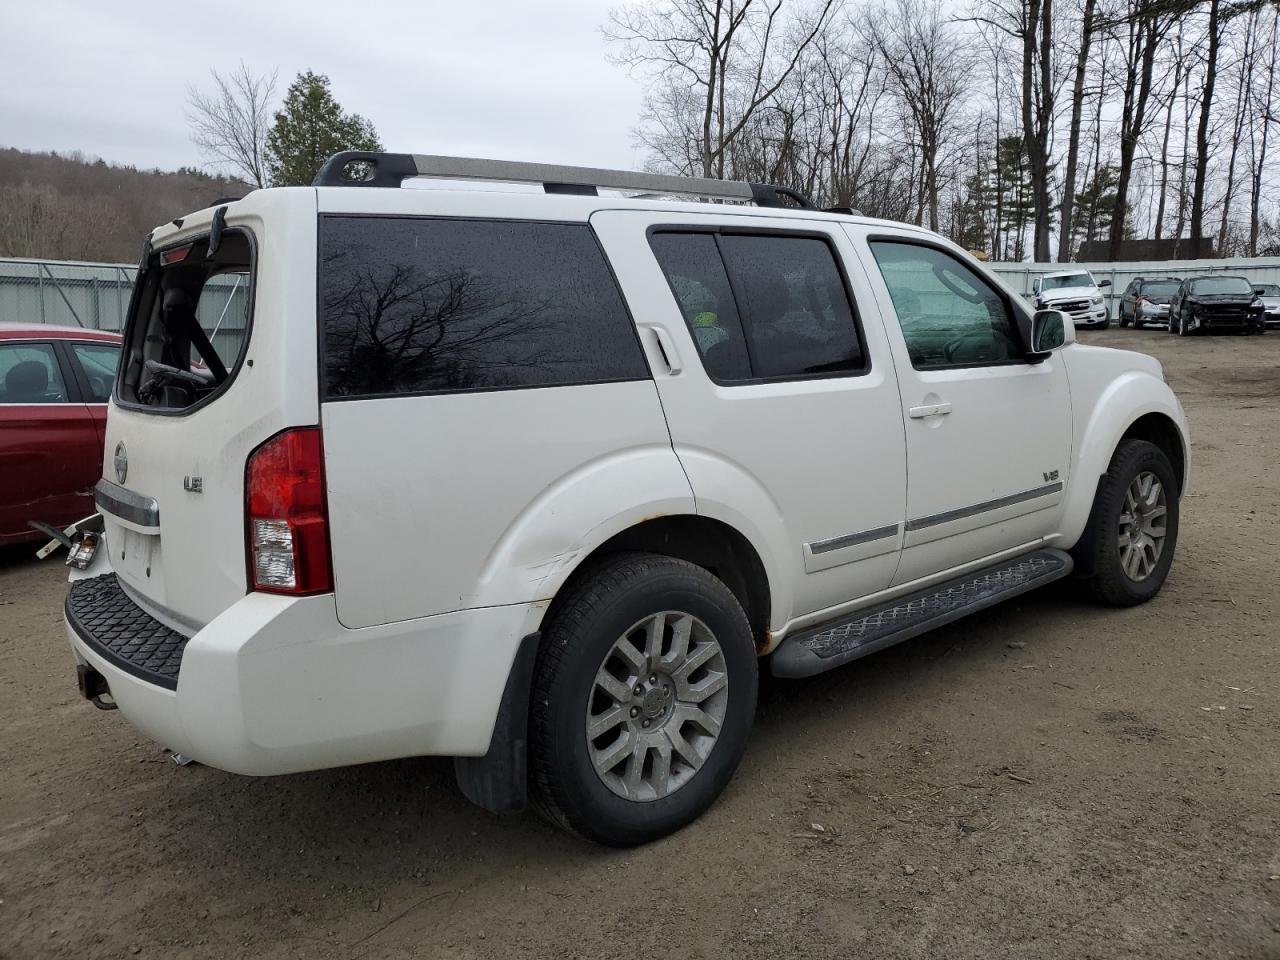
[1032,269,1112,329]
[64,154,1189,846]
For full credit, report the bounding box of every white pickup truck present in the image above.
[1032,269,1113,329]
[63,154,1189,846]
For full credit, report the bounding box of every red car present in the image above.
[0,323,122,545]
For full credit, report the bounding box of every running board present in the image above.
[770,549,1073,679]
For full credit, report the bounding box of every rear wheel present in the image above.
[529,553,757,846]
[1074,440,1179,607]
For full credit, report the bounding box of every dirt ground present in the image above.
[1,326,1278,960]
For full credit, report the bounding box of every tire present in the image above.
[1073,439,1180,607]
[529,552,757,846]
[1119,310,1130,328]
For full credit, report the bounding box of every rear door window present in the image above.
[319,217,648,398]
[0,343,69,404]
[649,230,866,383]
[718,234,865,379]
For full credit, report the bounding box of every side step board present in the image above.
[771,549,1073,679]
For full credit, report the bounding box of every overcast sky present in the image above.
[3,0,648,174]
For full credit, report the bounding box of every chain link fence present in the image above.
[0,257,249,361]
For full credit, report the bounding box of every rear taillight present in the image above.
[245,428,333,595]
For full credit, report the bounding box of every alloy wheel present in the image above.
[585,611,728,802]
[1118,470,1168,582]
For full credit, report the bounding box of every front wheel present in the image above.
[529,553,758,846]
[1074,439,1180,607]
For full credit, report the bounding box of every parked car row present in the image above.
[1029,272,1276,336]
[1116,275,1270,335]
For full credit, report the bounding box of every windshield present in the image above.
[1190,277,1252,296]
[1256,283,1280,296]
[1040,273,1093,291]
[1142,281,1180,296]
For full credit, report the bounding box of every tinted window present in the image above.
[649,233,752,381]
[649,231,864,382]
[71,343,121,402]
[0,343,68,404]
[870,241,1024,369]
[320,217,647,397]
[1140,281,1180,296]
[718,235,864,379]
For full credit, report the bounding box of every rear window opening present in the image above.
[116,228,253,412]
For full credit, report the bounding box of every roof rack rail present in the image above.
[312,151,816,210]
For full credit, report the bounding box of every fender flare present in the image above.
[1059,372,1190,550]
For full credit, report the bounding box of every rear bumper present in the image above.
[65,559,539,775]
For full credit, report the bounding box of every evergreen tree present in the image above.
[952,168,995,255]
[1072,163,1119,252]
[994,136,1033,260]
[265,72,382,187]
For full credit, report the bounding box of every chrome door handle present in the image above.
[648,326,683,374]
[909,401,952,419]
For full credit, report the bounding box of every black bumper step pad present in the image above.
[65,574,189,690]
[771,549,1072,678]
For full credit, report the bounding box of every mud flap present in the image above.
[454,631,540,816]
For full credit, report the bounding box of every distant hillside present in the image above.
[0,148,250,264]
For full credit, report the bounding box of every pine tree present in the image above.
[265,72,382,187]
[1072,164,1119,252]
[995,136,1033,261]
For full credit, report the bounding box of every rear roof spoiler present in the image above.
[311,151,816,210]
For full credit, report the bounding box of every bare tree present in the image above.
[1151,16,1186,241]
[185,62,278,188]
[1187,0,1223,257]
[1248,5,1279,255]
[1215,8,1260,253]
[1057,0,1098,259]
[869,0,973,231]
[1105,0,1191,260]
[606,0,838,180]
[964,0,1061,260]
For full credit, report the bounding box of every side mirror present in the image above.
[1031,278,1041,294]
[1254,286,1266,296]
[1097,279,1112,288]
[1030,309,1074,356]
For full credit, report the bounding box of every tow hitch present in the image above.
[76,664,118,711]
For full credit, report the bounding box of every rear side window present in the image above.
[320,217,647,398]
[0,343,68,404]
[649,230,865,383]
[648,233,752,381]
